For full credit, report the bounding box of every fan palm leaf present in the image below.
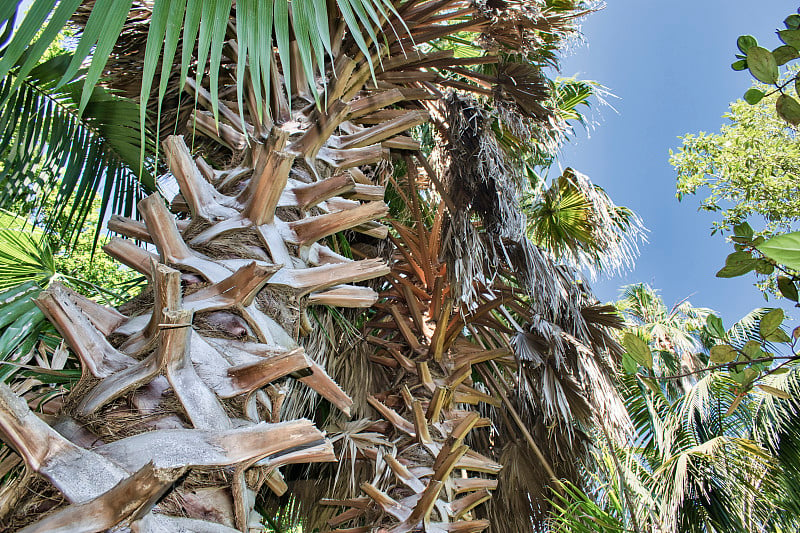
[526,168,646,275]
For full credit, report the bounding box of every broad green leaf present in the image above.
[787,14,800,30]
[747,46,779,84]
[706,314,725,338]
[716,264,755,278]
[776,94,800,125]
[759,308,784,338]
[716,251,757,277]
[730,368,757,386]
[754,259,774,275]
[778,29,800,50]
[737,35,758,53]
[765,329,791,343]
[773,44,799,65]
[621,352,638,374]
[777,276,799,301]
[622,332,652,370]
[709,344,738,364]
[730,369,746,384]
[734,221,754,239]
[744,88,765,104]
[758,384,792,400]
[726,250,754,266]
[731,59,748,71]
[756,231,800,269]
[742,340,763,359]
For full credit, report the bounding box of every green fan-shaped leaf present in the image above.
[0,229,55,291]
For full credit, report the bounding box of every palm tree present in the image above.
[547,286,800,533]
[617,283,711,382]
[0,1,639,531]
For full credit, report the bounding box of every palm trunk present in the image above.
[320,196,514,532]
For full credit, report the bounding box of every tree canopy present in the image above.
[671,91,800,236]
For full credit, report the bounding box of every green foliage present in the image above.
[616,283,710,379]
[524,168,645,274]
[0,51,153,244]
[547,481,627,533]
[622,331,653,370]
[757,231,800,270]
[0,197,141,401]
[732,9,800,125]
[604,283,800,531]
[671,96,800,237]
[0,0,403,165]
[711,222,800,300]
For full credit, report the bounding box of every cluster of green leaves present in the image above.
[584,284,800,531]
[715,221,800,300]
[671,97,800,237]
[705,307,797,391]
[618,279,799,398]
[731,11,800,124]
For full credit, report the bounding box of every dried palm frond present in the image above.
[0,2,450,526]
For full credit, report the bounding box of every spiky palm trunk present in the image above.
[0,22,407,533]
[0,1,609,531]
[319,195,515,532]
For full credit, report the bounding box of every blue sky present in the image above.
[556,1,796,323]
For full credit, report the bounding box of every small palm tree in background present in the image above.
[547,284,800,533]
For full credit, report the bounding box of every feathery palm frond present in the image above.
[547,481,627,533]
[0,52,152,243]
[1,0,405,162]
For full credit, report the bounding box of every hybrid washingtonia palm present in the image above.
[0,1,630,531]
